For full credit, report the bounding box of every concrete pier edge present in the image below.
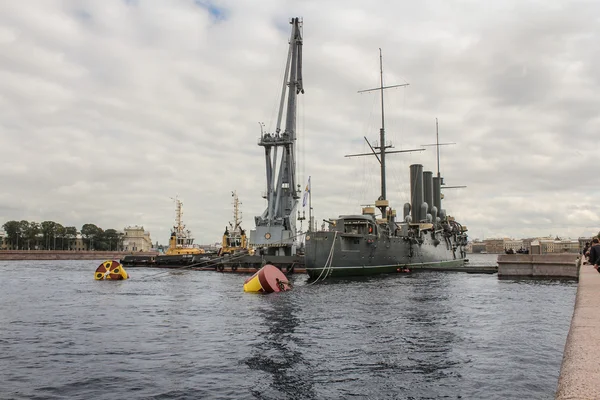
[555,258,600,399]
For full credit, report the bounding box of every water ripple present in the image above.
[0,256,575,399]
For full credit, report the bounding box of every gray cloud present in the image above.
[0,0,598,245]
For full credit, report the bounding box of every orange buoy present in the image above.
[95,260,129,280]
[243,264,292,293]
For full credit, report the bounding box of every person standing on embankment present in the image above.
[589,238,600,271]
[582,241,591,262]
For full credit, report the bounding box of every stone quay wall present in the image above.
[497,253,579,279]
[555,260,600,399]
[0,250,158,261]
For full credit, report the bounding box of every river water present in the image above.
[0,254,576,399]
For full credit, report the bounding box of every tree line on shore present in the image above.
[1,220,124,251]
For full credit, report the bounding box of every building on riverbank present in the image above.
[122,226,152,252]
[468,237,584,254]
[69,235,88,251]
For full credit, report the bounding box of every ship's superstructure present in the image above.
[221,191,250,255]
[250,17,304,257]
[304,50,468,278]
[165,197,203,256]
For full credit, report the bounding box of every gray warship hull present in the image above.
[305,225,465,278]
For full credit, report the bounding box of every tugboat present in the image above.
[155,197,209,266]
[121,197,211,268]
[304,50,468,279]
[219,191,252,256]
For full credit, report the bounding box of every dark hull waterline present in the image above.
[305,219,468,278]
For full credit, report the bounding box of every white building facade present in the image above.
[122,226,153,252]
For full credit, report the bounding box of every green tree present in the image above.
[81,224,102,250]
[21,221,40,250]
[2,220,20,249]
[64,226,77,250]
[102,229,122,251]
[94,229,109,251]
[53,223,64,250]
[41,221,57,250]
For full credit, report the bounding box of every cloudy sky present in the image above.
[0,0,598,244]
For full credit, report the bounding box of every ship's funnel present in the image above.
[420,203,428,223]
[439,209,447,221]
[403,203,411,220]
[410,164,424,222]
[423,171,433,215]
[433,176,442,212]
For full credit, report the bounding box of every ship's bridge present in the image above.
[336,215,376,235]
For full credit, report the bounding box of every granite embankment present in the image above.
[555,259,600,399]
[497,253,579,279]
[0,250,158,261]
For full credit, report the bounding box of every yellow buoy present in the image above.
[95,260,128,280]
[243,273,264,292]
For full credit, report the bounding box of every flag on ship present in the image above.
[302,176,310,207]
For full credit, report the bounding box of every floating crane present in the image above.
[250,17,304,257]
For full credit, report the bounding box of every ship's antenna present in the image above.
[420,118,455,179]
[347,49,423,217]
[420,119,466,190]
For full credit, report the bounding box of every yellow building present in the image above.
[123,226,152,252]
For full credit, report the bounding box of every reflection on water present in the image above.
[402,276,464,382]
[245,295,315,399]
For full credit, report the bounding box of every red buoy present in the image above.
[243,264,292,293]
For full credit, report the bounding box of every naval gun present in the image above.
[250,17,304,257]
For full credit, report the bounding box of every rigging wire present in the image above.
[136,229,311,281]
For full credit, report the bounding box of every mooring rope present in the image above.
[308,231,338,285]
[137,251,254,281]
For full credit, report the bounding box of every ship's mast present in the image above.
[420,120,466,194]
[171,196,184,235]
[347,49,422,217]
[377,49,388,201]
[250,17,304,256]
[436,118,441,179]
[421,118,455,180]
[232,191,241,229]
